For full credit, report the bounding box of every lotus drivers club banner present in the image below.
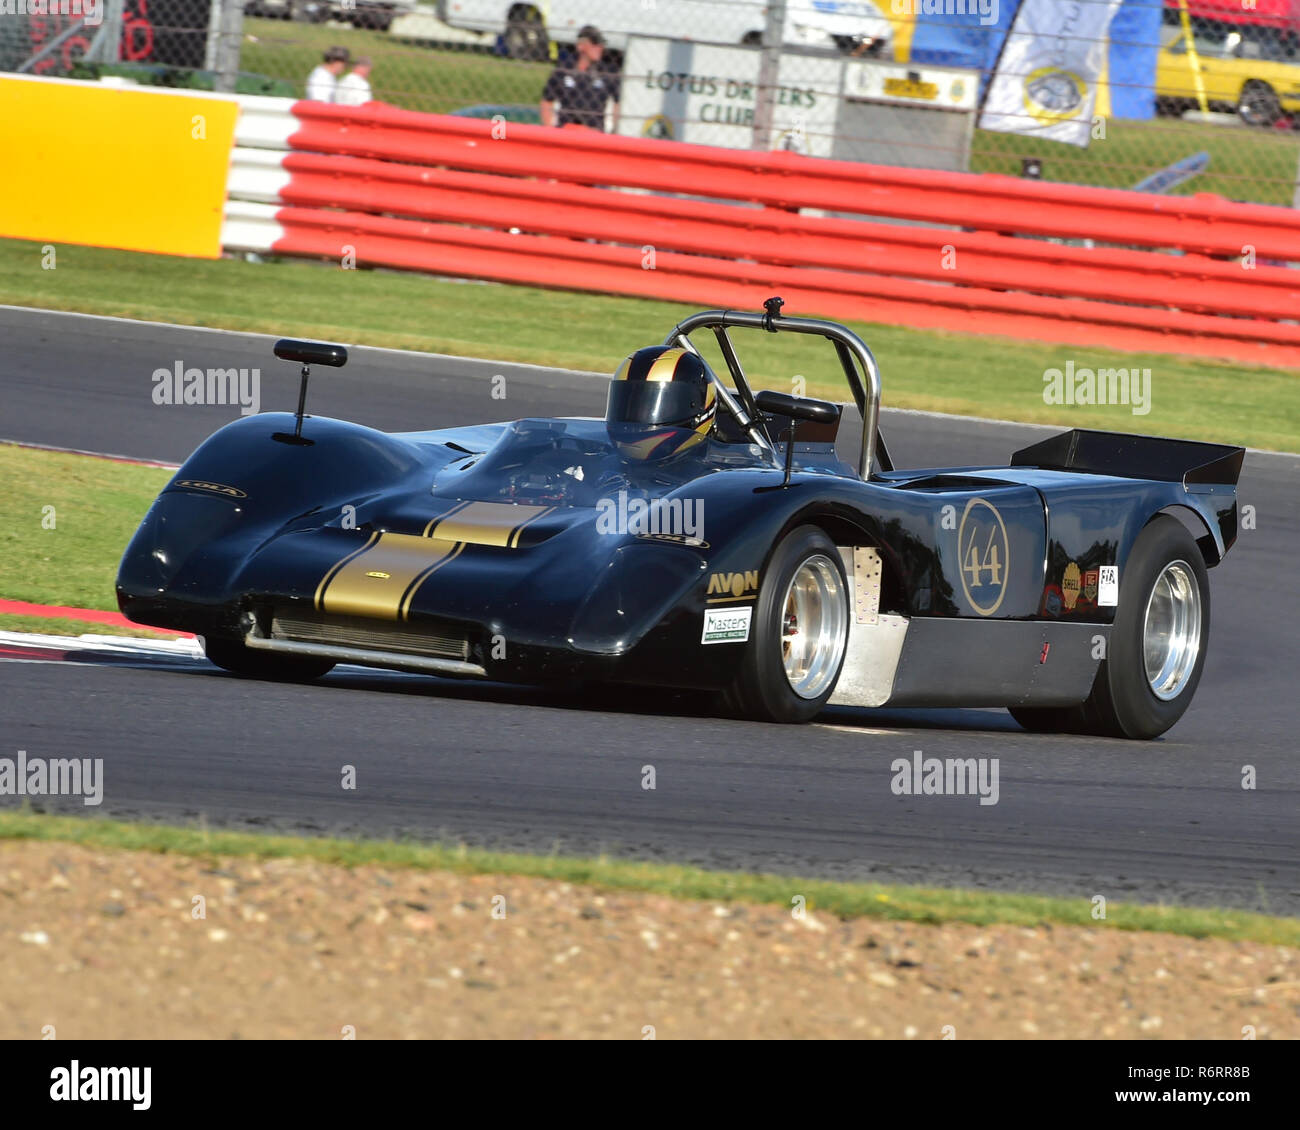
[979,0,1124,147]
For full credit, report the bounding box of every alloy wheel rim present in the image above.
[1142,560,1202,701]
[780,554,848,699]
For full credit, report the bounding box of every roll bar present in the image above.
[663,305,883,480]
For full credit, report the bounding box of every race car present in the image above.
[117,301,1243,738]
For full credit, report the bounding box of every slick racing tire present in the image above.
[1011,516,1209,740]
[725,525,850,723]
[204,637,335,682]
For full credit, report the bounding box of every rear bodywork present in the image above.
[118,309,1243,713]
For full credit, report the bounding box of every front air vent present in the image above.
[271,611,469,661]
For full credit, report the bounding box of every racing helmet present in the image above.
[606,346,716,461]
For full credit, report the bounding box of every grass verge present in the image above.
[4,238,1297,452]
[1,810,1295,946]
[0,443,170,611]
[241,18,553,117]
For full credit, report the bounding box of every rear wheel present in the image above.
[1009,516,1209,739]
[504,6,548,60]
[725,526,849,723]
[204,637,334,682]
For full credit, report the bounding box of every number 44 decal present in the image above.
[964,526,1003,587]
[956,498,1010,616]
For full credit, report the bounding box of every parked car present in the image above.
[1156,17,1300,125]
[436,0,893,61]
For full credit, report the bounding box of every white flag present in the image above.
[979,0,1124,147]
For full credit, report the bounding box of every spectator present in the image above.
[539,25,620,131]
[305,46,349,103]
[336,57,373,106]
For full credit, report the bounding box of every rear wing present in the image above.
[1011,429,1244,489]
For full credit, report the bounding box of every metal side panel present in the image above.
[828,546,907,708]
[884,618,1107,708]
[828,612,909,710]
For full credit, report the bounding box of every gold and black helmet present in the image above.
[606,346,717,460]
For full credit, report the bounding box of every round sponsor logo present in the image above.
[642,114,674,140]
[1023,66,1086,124]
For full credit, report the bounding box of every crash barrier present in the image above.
[3,75,1296,366]
[217,99,1300,367]
[0,74,239,259]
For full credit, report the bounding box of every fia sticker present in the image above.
[1098,565,1119,606]
[702,606,752,645]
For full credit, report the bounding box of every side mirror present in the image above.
[754,390,842,488]
[272,339,348,445]
[754,389,841,426]
[273,339,348,368]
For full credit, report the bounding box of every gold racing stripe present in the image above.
[644,347,685,383]
[319,532,461,620]
[315,503,552,620]
[398,540,464,620]
[423,501,553,547]
[314,530,380,611]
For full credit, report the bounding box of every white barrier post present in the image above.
[214,0,246,94]
[751,0,786,151]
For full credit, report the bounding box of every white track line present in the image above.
[0,438,179,470]
[0,630,204,657]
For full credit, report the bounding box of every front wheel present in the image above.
[205,637,335,683]
[725,525,850,723]
[1239,81,1281,127]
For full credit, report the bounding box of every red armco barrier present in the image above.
[256,101,1300,367]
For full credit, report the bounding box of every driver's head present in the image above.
[606,346,716,461]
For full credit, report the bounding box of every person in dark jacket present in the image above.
[538,25,620,131]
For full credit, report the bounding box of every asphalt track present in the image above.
[2,305,1297,913]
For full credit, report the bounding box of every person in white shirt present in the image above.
[335,58,373,107]
[305,46,349,103]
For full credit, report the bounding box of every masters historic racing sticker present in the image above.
[702,606,752,644]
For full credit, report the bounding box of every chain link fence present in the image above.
[3,1,1300,204]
